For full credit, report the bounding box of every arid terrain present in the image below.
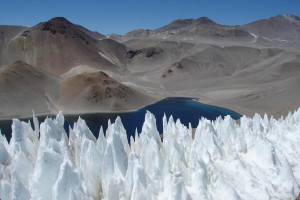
[1,14,300,118]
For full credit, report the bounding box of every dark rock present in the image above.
[127,47,164,58]
[36,17,97,43]
[176,63,184,69]
[21,30,30,37]
[127,49,141,58]
[145,47,164,57]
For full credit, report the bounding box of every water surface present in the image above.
[0,97,241,140]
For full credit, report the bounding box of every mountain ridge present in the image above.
[122,14,300,41]
[154,16,218,32]
[0,14,300,119]
[0,17,121,76]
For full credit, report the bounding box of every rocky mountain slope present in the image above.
[243,14,300,41]
[59,71,154,112]
[123,17,252,41]
[0,61,154,118]
[0,61,60,118]
[0,14,300,118]
[0,17,123,76]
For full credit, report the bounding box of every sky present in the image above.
[0,0,300,35]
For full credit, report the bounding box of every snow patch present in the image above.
[262,37,272,41]
[99,52,117,65]
[274,39,289,42]
[249,32,258,43]
[283,14,300,25]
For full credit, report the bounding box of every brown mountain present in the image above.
[1,15,300,119]
[59,71,154,112]
[76,24,106,40]
[0,17,126,76]
[0,25,27,62]
[0,61,155,118]
[0,61,60,118]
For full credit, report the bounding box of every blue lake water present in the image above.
[0,97,241,140]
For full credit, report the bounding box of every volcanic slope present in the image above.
[0,61,155,118]
[243,14,300,41]
[123,17,252,42]
[0,61,60,118]
[119,15,300,117]
[0,17,128,76]
[0,25,27,60]
[59,71,155,112]
[1,15,300,118]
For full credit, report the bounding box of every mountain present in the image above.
[124,16,251,40]
[0,25,27,61]
[122,37,300,117]
[75,24,106,40]
[0,15,300,118]
[0,61,60,118]
[243,14,300,41]
[0,61,154,118]
[0,17,127,76]
[59,71,154,112]
[155,17,218,32]
[1,110,300,199]
[2,14,300,200]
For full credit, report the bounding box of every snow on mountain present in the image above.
[1,110,300,199]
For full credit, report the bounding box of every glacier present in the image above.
[0,110,300,200]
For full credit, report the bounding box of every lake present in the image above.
[0,97,241,141]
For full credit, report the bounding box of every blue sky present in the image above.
[0,0,299,35]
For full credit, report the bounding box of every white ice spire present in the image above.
[0,109,300,199]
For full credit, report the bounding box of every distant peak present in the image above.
[32,16,98,45]
[156,16,218,32]
[173,18,194,24]
[171,16,217,26]
[282,14,300,22]
[47,17,71,24]
[195,16,217,25]
[165,18,194,29]
[278,14,299,18]
[42,17,73,27]
[273,14,300,22]
[36,17,74,34]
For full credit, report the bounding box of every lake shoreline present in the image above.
[0,96,209,122]
[0,97,164,121]
[0,97,242,141]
